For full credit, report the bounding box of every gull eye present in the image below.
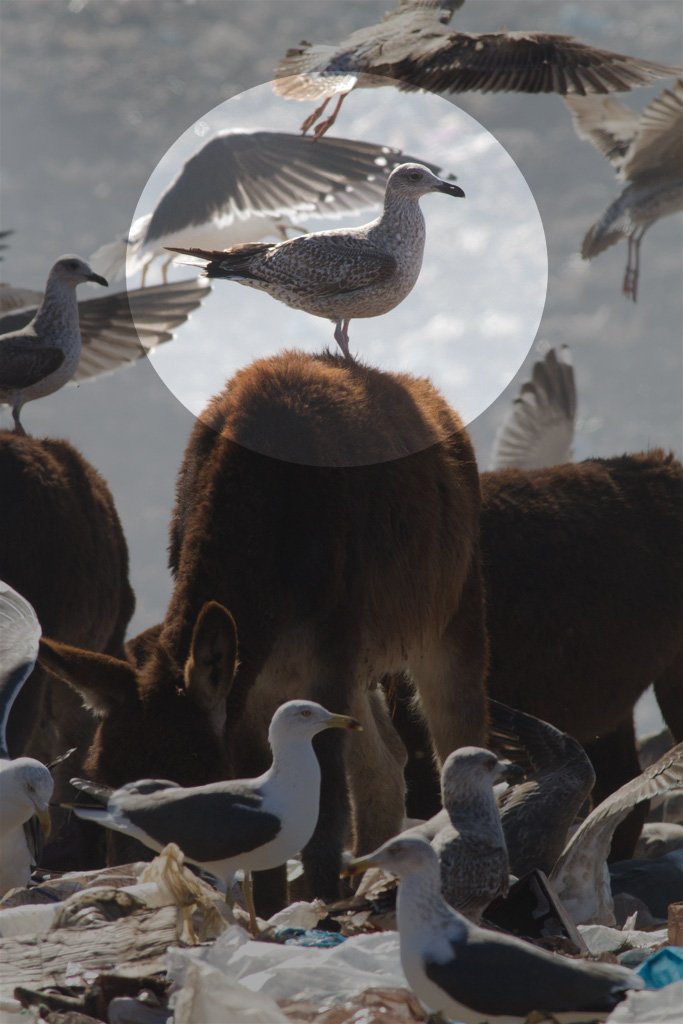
[300,709,312,718]
[409,171,422,181]
[68,260,79,270]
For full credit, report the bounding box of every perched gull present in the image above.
[429,747,522,922]
[168,162,464,359]
[69,701,361,907]
[489,347,576,470]
[490,700,595,878]
[566,78,683,301]
[551,742,683,925]
[90,130,447,284]
[0,278,209,384]
[0,256,107,434]
[0,580,53,896]
[274,0,682,138]
[345,836,643,1024]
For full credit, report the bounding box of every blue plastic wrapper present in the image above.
[637,947,683,989]
[274,927,347,948]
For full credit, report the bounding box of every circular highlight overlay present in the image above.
[129,79,547,467]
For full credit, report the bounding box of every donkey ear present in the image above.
[38,637,139,717]
[183,601,238,715]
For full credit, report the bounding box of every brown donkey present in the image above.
[0,431,135,866]
[39,351,488,911]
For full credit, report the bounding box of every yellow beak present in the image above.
[36,807,51,839]
[325,714,363,732]
[341,854,376,878]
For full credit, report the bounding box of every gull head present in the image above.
[441,746,525,805]
[268,699,362,747]
[50,255,109,289]
[386,163,465,200]
[0,757,53,835]
[344,834,439,880]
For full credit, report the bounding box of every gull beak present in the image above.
[35,806,51,839]
[325,713,363,732]
[436,180,465,198]
[341,851,379,878]
[497,759,525,784]
[87,272,109,287]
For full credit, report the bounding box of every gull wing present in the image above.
[425,926,639,1018]
[0,341,64,390]
[0,581,41,759]
[144,131,448,244]
[551,743,683,918]
[383,31,682,96]
[490,347,576,470]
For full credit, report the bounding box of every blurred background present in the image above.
[1,1,681,730]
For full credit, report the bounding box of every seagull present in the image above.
[489,347,576,470]
[489,700,596,878]
[69,701,361,923]
[428,747,522,922]
[551,742,683,925]
[168,162,464,359]
[0,580,53,896]
[0,256,108,434]
[274,0,682,138]
[90,129,449,285]
[345,836,643,1024]
[565,78,683,301]
[0,278,209,385]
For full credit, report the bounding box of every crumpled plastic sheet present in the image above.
[578,923,668,955]
[167,925,408,1023]
[605,978,683,1022]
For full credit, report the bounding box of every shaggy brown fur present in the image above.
[0,431,135,865]
[397,449,683,859]
[39,351,488,911]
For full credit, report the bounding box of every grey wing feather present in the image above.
[0,340,64,389]
[490,700,595,876]
[145,131,447,243]
[490,347,576,470]
[72,279,210,383]
[552,743,683,892]
[115,786,282,864]
[0,582,41,759]
[425,929,638,1017]
[386,32,682,96]
[267,234,397,293]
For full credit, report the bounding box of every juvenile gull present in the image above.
[490,347,576,471]
[566,78,683,301]
[0,278,209,384]
[0,580,53,896]
[168,162,464,359]
[551,742,683,925]
[90,130,446,284]
[490,700,595,877]
[0,256,107,434]
[275,0,682,138]
[69,701,361,908]
[428,747,522,921]
[345,836,643,1024]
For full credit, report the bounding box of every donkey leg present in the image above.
[585,717,646,861]
[347,686,407,855]
[300,724,351,902]
[653,646,683,742]
[410,560,489,764]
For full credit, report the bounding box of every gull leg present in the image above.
[161,255,174,284]
[12,403,26,436]
[140,258,152,288]
[622,234,640,302]
[334,319,353,361]
[300,96,331,135]
[243,871,259,936]
[275,221,309,240]
[312,94,348,140]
